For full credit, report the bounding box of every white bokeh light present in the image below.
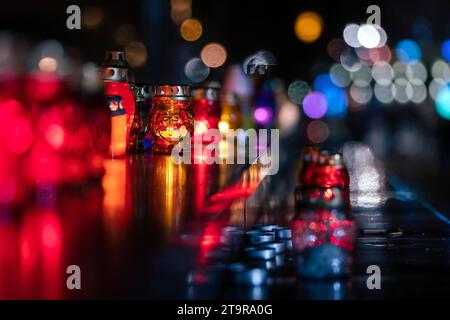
[374,83,395,104]
[340,48,362,72]
[350,83,373,104]
[410,82,427,104]
[330,64,351,87]
[375,25,387,48]
[429,78,447,100]
[372,61,394,85]
[351,64,372,86]
[343,24,361,48]
[357,24,381,49]
[431,60,450,81]
[406,61,427,84]
[393,78,413,103]
[393,61,407,79]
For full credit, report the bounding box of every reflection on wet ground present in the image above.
[0,143,449,299]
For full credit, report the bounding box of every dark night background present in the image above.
[1,0,450,213]
[1,0,449,82]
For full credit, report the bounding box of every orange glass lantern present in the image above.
[149,85,193,154]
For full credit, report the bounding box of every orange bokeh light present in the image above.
[180,19,203,41]
[294,11,323,43]
[201,43,227,68]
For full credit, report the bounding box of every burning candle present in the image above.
[149,85,193,154]
[191,86,221,144]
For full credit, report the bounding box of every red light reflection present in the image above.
[292,209,356,252]
[198,222,222,265]
[17,207,63,299]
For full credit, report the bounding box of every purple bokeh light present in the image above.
[302,91,328,119]
[253,106,273,125]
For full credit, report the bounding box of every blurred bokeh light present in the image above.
[124,41,147,68]
[303,91,327,119]
[180,19,203,42]
[201,43,227,68]
[185,57,210,82]
[294,11,323,43]
[396,39,421,63]
[81,6,104,30]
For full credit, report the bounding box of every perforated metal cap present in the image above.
[134,84,154,101]
[328,153,345,167]
[154,85,190,101]
[102,50,130,82]
[318,150,346,167]
[192,87,220,101]
[103,51,129,68]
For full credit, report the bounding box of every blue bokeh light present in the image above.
[436,85,450,120]
[396,39,422,63]
[441,39,450,62]
[313,74,348,118]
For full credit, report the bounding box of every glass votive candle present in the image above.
[149,85,193,154]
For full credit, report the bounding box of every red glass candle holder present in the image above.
[300,150,350,189]
[102,51,136,157]
[150,85,193,154]
[191,87,221,144]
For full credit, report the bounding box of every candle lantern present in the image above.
[300,150,350,189]
[293,147,354,279]
[102,51,137,156]
[219,93,243,134]
[134,84,154,152]
[149,85,193,154]
[191,87,221,144]
[296,150,350,210]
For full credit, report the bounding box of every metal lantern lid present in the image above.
[318,150,346,167]
[302,146,320,163]
[328,153,345,167]
[154,85,190,101]
[103,51,129,68]
[134,84,154,101]
[102,50,130,82]
[192,87,220,101]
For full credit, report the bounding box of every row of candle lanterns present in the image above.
[0,46,240,206]
[101,50,224,157]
